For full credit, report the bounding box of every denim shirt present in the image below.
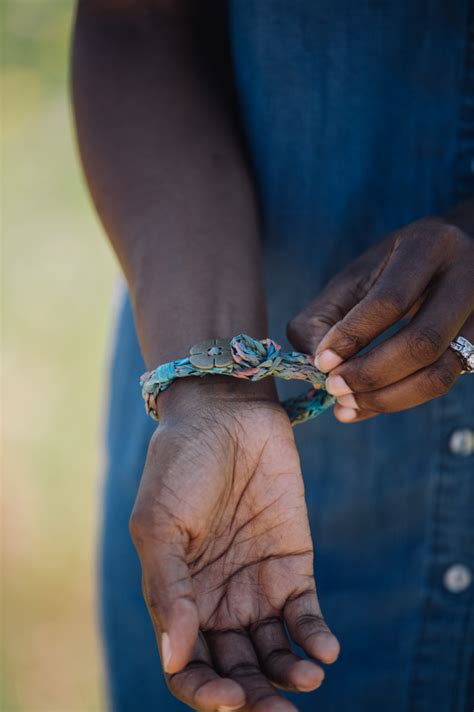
[100,3,474,710]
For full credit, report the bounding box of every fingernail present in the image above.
[336,406,357,422]
[161,632,172,672]
[337,393,358,409]
[315,349,343,373]
[326,375,352,396]
[218,707,243,712]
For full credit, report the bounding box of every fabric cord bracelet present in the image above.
[140,334,335,426]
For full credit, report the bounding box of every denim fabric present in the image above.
[100,3,474,710]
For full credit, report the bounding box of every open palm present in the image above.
[131,398,339,711]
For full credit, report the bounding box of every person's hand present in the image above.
[287,216,474,423]
[130,379,339,712]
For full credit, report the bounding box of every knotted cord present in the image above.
[140,334,335,425]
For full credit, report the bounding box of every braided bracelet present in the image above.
[140,334,335,426]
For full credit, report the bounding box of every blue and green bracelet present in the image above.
[140,334,335,426]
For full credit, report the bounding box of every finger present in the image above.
[168,633,246,711]
[130,510,199,674]
[314,222,450,371]
[287,276,365,356]
[283,591,340,665]
[286,239,390,355]
[250,617,325,692]
[334,334,466,418]
[207,629,298,712]
[333,403,378,423]
[327,273,473,395]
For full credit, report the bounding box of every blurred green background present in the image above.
[2,2,118,709]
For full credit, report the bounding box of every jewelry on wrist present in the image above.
[140,334,335,425]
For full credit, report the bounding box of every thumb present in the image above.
[130,511,199,674]
[286,237,392,363]
[287,268,371,359]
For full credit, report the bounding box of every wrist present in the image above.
[141,334,333,427]
[158,374,278,422]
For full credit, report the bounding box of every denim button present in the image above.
[448,428,474,457]
[443,564,472,593]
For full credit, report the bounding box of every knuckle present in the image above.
[406,326,444,364]
[295,613,327,634]
[345,273,373,302]
[225,661,261,679]
[425,362,457,396]
[287,309,334,348]
[333,323,365,354]
[413,216,444,236]
[357,393,386,413]
[262,647,292,668]
[250,616,281,634]
[348,362,379,391]
[443,223,468,249]
[420,219,473,258]
[395,217,446,251]
[417,216,445,234]
[441,224,474,264]
[168,659,213,691]
[371,288,408,319]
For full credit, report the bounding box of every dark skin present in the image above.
[73,2,338,710]
[135,381,339,711]
[288,208,474,423]
[73,1,473,709]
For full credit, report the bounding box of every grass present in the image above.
[2,2,117,709]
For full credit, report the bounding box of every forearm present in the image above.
[72,1,267,370]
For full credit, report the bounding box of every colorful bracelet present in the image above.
[140,334,335,425]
